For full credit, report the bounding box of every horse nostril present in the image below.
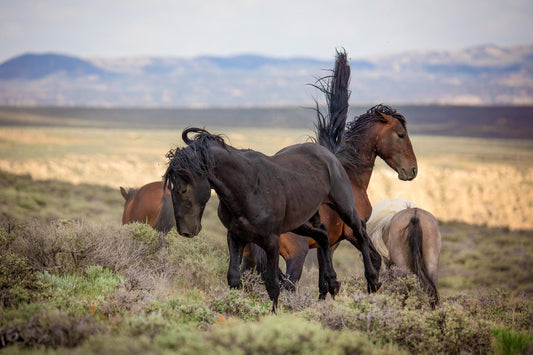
[412,167,418,177]
[181,231,191,238]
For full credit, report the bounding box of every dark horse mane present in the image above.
[338,104,408,172]
[164,128,227,185]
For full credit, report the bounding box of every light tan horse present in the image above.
[367,198,441,307]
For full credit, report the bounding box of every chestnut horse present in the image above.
[164,127,381,312]
[120,181,175,233]
[366,198,441,307]
[247,70,418,297]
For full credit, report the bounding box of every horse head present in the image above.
[373,110,418,181]
[164,128,223,237]
[164,170,211,238]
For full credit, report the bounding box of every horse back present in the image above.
[389,207,441,305]
[122,181,170,229]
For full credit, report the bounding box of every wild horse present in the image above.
[164,127,381,312]
[120,181,175,233]
[246,55,418,298]
[367,198,441,307]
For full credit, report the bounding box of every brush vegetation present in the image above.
[0,170,531,354]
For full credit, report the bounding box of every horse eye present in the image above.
[180,186,188,194]
[397,133,405,139]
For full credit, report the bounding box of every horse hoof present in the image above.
[318,293,327,300]
[329,281,341,296]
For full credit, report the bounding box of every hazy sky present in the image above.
[1,0,532,63]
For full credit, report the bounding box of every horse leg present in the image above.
[316,246,328,299]
[240,243,256,273]
[334,205,381,293]
[260,234,281,313]
[226,231,245,289]
[280,233,309,291]
[292,223,340,298]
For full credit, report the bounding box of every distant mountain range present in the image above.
[0,44,532,107]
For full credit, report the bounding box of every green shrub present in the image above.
[205,314,374,355]
[209,289,270,320]
[492,328,533,355]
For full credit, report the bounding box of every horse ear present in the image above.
[120,187,128,200]
[377,111,393,123]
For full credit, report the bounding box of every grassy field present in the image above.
[0,118,532,353]
[0,169,532,354]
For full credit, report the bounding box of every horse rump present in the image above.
[405,209,439,307]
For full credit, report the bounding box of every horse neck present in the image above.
[207,147,257,214]
[337,130,378,191]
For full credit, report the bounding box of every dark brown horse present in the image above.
[164,127,381,312]
[367,198,441,307]
[120,181,175,233]
[247,59,418,298]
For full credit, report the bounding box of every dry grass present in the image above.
[0,127,531,230]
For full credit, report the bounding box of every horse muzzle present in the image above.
[398,166,417,181]
[177,224,201,238]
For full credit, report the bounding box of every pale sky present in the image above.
[0,0,532,63]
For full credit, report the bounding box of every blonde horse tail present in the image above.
[406,209,439,307]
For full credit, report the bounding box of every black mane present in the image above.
[339,104,407,171]
[164,128,226,185]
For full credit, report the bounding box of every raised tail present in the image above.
[313,49,351,153]
[406,209,440,307]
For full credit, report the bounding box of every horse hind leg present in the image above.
[330,194,381,293]
[280,232,309,291]
[291,223,340,298]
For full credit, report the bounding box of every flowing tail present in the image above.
[313,49,351,154]
[406,209,440,307]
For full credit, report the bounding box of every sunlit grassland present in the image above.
[0,126,532,229]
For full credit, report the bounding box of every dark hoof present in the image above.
[229,281,243,289]
[367,281,382,293]
[329,281,341,297]
[318,292,327,300]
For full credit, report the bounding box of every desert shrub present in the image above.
[447,290,533,330]
[0,225,47,307]
[204,314,374,355]
[0,310,103,350]
[209,289,270,320]
[303,273,494,354]
[492,328,533,355]
[165,230,228,292]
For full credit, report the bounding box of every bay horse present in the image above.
[246,55,418,298]
[164,127,381,312]
[367,198,441,307]
[120,181,175,233]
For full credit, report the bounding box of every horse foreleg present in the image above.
[261,234,281,313]
[226,231,245,289]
